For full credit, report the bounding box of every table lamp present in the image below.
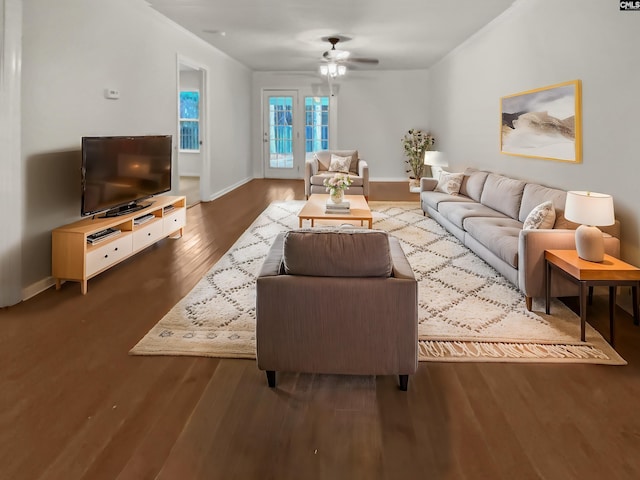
[424,151,448,178]
[564,191,615,262]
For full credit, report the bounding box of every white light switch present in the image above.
[104,88,120,100]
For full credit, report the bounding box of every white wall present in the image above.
[252,70,430,180]
[429,0,640,265]
[20,0,252,295]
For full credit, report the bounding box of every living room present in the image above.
[0,0,640,478]
[4,0,639,307]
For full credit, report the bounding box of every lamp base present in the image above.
[575,224,605,262]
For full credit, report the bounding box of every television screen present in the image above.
[81,135,172,216]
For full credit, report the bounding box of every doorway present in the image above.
[177,57,208,206]
[262,90,333,179]
[263,90,300,179]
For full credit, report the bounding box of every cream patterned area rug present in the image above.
[130,201,626,365]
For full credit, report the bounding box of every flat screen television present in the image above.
[81,135,172,217]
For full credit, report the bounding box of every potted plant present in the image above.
[401,129,435,190]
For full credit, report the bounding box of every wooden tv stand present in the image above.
[52,196,186,294]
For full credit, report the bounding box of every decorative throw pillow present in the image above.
[523,201,556,230]
[434,172,465,195]
[328,154,351,173]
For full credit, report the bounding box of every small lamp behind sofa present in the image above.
[424,151,448,179]
[256,229,418,390]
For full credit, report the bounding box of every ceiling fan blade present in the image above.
[323,50,350,61]
[346,57,379,65]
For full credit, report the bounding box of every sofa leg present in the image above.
[525,296,532,311]
[399,375,409,391]
[266,371,276,388]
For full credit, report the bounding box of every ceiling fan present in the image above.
[320,37,379,78]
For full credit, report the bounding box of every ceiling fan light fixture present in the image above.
[320,62,346,78]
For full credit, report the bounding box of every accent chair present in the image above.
[256,228,418,390]
[304,149,370,200]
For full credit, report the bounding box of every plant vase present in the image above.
[409,178,420,192]
[330,190,345,204]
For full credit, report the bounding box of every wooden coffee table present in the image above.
[298,194,373,229]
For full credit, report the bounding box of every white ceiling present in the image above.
[146,0,516,72]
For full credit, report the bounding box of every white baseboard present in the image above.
[206,177,253,202]
[23,276,57,301]
[370,177,412,182]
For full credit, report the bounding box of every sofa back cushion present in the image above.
[480,174,526,220]
[315,150,359,174]
[283,229,392,277]
[518,183,567,227]
[460,168,489,202]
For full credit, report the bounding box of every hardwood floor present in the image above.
[2,179,640,479]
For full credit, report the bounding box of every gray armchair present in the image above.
[256,229,418,390]
[304,149,370,200]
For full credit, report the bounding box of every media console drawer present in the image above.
[132,219,164,252]
[164,208,186,235]
[86,235,133,277]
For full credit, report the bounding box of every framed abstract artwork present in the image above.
[500,80,582,163]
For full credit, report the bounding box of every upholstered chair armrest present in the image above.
[389,237,415,281]
[420,177,438,192]
[357,159,369,197]
[304,157,319,198]
[257,233,285,278]
[518,229,621,301]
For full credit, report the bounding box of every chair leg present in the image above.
[399,375,409,391]
[266,371,276,388]
[525,296,533,311]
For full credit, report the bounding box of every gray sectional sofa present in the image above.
[420,168,621,310]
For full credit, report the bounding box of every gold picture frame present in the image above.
[500,80,582,163]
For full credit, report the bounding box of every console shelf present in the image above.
[52,196,186,294]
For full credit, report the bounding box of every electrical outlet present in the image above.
[104,88,120,100]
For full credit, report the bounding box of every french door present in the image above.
[263,90,300,178]
[262,90,331,179]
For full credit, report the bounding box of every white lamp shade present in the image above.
[564,191,615,226]
[423,151,448,167]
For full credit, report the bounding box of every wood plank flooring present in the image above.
[2,179,640,479]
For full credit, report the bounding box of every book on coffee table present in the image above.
[325,200,350,213]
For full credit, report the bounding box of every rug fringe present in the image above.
[418,340,623,364]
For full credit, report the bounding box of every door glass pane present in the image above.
[305,96,329,159]
[268,96,293,169]
[180,91,200,151]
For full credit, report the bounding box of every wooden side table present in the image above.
[545,249,640,347]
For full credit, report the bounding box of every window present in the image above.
[268,96,294,169]
[305,96,329,157]
[179,91,200,152]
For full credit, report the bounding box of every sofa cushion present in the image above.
[480,174,526,220]
[421,191,475,211]
[438,201,508,229]
[329,154,351,173]
[435,172,465,195]
[523,201,556,230]
[463,217,523,268]
[518,183,567,225]
[311,172,364,187]
[315,150,359,173]
[282,229,392,277]
[460,169,489,202]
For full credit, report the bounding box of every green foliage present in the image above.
[401,129,435,178]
